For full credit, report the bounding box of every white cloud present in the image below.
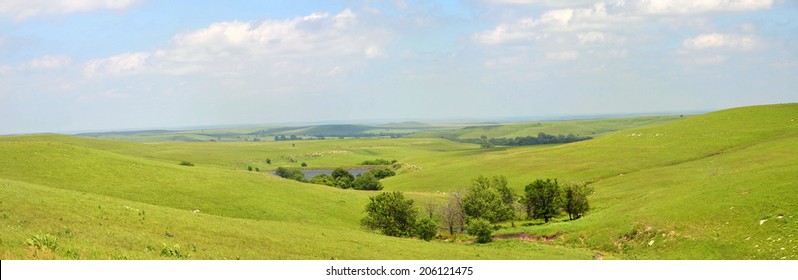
[0,0,142,20]
[473,3,617,44]
[84,52,150,77]
[546,51,580,60]
[682,33,760,51]
[84,9,386,79]
[19,55,72,70]
[578,31,606,44]
[681,54,727,65]
[635,0,773,15]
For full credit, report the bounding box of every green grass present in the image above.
[409,115,684,139]
[1,103,796,259]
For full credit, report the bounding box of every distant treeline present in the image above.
[447,132,592,147]
[272,133,405,141]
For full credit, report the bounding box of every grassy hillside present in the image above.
[408,115,683,139]
[1,103,795,259]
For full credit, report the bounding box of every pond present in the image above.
[270,168,372,179]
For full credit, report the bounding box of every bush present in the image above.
[365,168,396,179]
[247,166,253,171]
[353,173,384,190]
[359,159,396,165]
[301,162,307,167]
[467,218,493,243]
[415,217,438,241]
[179,161,194,166]
[26,234,58,251]
[309,174,335,187]
[362,192,417,237]
[160,243,185,259]
[274,167,306,182]
[331,168,354,189]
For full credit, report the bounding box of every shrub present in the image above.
[255,167,260,172]
[415,217,438,241]
[309,174,335,187]
[26,234,58,251]
[467,218,493,243]
[331,168,354,189]
[247,166,253,171]
[353,173,384,190]
[160,243,185,259]
[365,168,396,179]
[359,159,396,165]
[301,162,307,167]
[266,159,271,164]
[274,167,306,182]
[179,161,194,166]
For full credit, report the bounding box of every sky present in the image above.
[1,0,796,134]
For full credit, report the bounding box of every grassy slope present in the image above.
[1,103,795,259]
[409,115,682,139]
[0,138,592,259]
[0,178,592,260]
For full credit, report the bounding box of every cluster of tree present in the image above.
[452,132,593,148]
[359,159,398,165]
[361,175,593,243]
[521,179,594,221]
[274,167,306,182]
[247,166,261,172]
[361,192,438,241]
[274,135,305,141]
[309,167,395,190]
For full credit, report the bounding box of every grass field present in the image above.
[1,103,796,259]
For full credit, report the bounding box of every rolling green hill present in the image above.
[408,115,683,140]
[1,103,796,259]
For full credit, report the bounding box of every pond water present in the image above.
[270,168,372,179]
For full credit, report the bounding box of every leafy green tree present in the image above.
[462,175,515,223]
[365,168,396,179]
[309,174,335,187]
[331,167,354,189]
[523,179,561,222]
[301,162,307,167]
[266,159,271,164]
[467,218,493,243]
[274,167,306,182]
[479,135,494,148]
[562,182,594,220]
[415,217,438,241]
[247,166,253,171]
[353,173,384,190]
[361,192,418,237]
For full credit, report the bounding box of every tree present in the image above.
[301,162,307,167]
[274,167,306,182]
[562,182,594,220]
[493,176,517,226]
[523,179,561,222]
[331,167,354,189]
[479,135,494,148]
[415,217,437,241]
[353,173,384,190]
[266,159,271,165]
[462,175,515,223]
[467,218,493,243]
[309,174,335,187]
[361,192,418,237]
[365,168,396,179]
[438,191,465,235]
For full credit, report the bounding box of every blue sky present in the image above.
[1,0,796,134]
